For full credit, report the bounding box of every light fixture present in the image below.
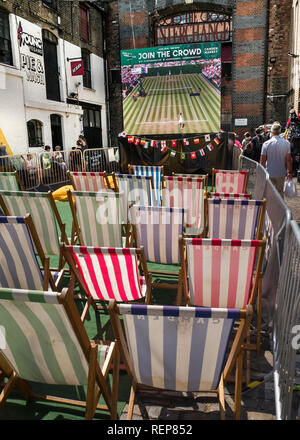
[288,52,299,58]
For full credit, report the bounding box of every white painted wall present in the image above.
[0,13,108,154]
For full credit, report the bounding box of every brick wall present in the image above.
[265,0,293,126]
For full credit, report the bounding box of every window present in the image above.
[0,10,12,65]
[80,4,90,41]
[42,0,57,9]
[27,120,43,148]
[82,49,92,88]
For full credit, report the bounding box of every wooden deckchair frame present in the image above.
[0,191,69,273]
[67,170,112,191]
[108,299,252,420]
[206,198,266,240]
[0,287,120,420]
[212,168,249,194]
[179,236,266,357]
[61,243,152,322]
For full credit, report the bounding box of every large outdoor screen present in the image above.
[121,42,221,136]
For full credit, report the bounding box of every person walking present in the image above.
[250,128,264,162]
[260,122,293,198]
[178,112,184,129]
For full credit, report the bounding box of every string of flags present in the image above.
[118,131,224,160]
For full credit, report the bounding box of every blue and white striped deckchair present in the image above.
[108,300,253,420]
[129,164,163,206]
[207,198,266,240]
[0,287,119,419]
[0,190,69,270]
[68,190,128,247]
[130,205,185,292]
[113,174,156,221]
[0,216,60,291]
[0,172,20,191]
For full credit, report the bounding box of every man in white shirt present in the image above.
[260,122,292,197]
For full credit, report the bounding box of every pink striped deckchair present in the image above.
[161,175,206,236]
[212,169,249,193]
[207,198,266,240]
[108,300,253,420]
[67,171,111,192]
[208,192,252,200]
[172,172,208,189]
[180,237,266,354]
[61,244,152,321]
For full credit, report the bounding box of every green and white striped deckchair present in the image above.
[68,190,129,247]
[0,190,69,270]
[0,172,21,191]
[0,287,119,419]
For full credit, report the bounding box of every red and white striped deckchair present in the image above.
[180,237,266,354]
[67,171,111,192]
[212,169,249,193]
[161,175,206,236]
[61,244,152,321]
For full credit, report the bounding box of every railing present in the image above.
[238,154,299,420]
[0,147,120,189]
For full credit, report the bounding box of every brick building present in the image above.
[105,0,270,144]
[0,0,109,154]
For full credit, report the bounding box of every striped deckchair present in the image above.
[212,169,249,193]
[67,170,111,192]
[129,164,163,206]
[68,190,128,248]
[0,287,119,419]
[0,190,69,270]
[172,172,208,189]
[0,215,61,291]
[0,172,21,191]
[108,300,253,420]
[208,192,252,200]
[207,198,266,240]
[180,237,266,354]
[112,173,156,220]
[61,244,152,321]
[162,175,206,236]
[130,205,185,292]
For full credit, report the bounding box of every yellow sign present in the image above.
[0,128,12,155]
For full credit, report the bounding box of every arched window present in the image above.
[27,120,43,148]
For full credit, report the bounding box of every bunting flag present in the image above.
[161,141,167,152]
[190,151,197,159]
[170,150,176,157]
[144,141,149,149]
[214,138,220,146]
[205,134,210,142]
[128,136,134,143]
[134,137,140,145]
[207,143,213,151]
[140,139,146,145]
[194,138,200,144]
[200,149,205,156]
[172,140,177,147]
[119,131,127,138]
[180,152,185,160]
[150,140,156,147]
[183,139,189,146]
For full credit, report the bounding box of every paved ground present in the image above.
[284,176,300,224]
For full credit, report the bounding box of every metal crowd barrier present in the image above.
[238,154,299,420]
[0,147,120,188]
[83,148,120,174]
[0,152,40,190]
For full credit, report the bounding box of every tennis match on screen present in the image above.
[121,42,221,135]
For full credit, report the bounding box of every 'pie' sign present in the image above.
[71,60,84,76]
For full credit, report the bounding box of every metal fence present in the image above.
[238,154,300,420]
[0,147,120,189]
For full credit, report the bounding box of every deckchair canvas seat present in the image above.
[212,169,249,194]
[67,171,110,192]
[129,165,163,206]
